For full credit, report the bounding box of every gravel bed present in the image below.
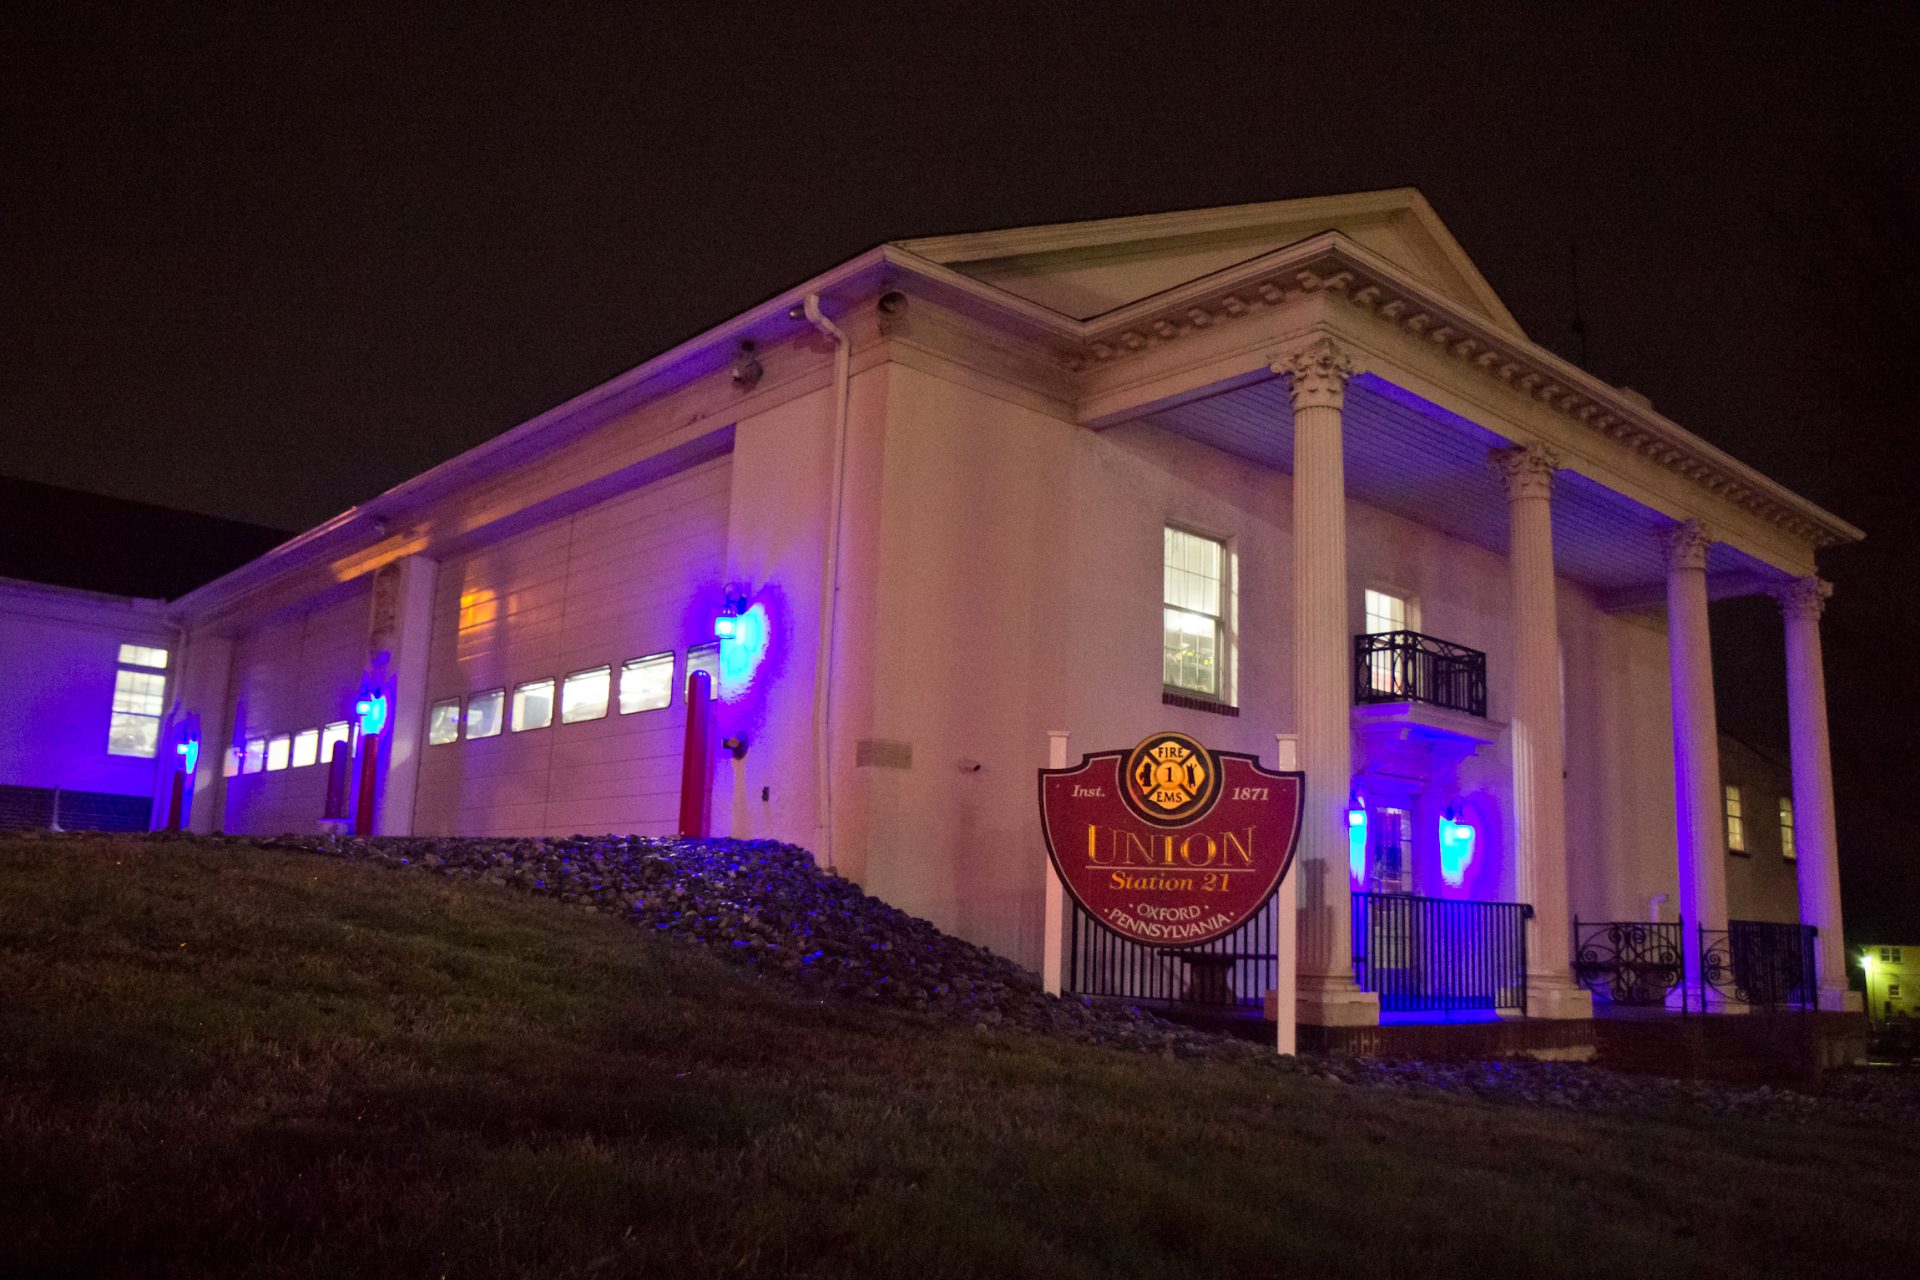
[50,829,1920,1127]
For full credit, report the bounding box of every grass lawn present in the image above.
[2,836,1915,1279]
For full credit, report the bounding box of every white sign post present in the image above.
[1273,733,1300,1056]
[1042,729,1070,997]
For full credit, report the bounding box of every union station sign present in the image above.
[1039,732,1303,946]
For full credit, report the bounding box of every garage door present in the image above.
[413,454,731,837]
[223,584,372,835]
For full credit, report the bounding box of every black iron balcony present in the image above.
[1353,630,1488,718]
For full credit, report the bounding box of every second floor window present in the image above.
[1724,785,1746,853]
[1163,527,1226,699]
[1779,796,1796,861]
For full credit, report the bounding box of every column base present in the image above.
[1297,974,1380,1027]
[1524,976,1594,1021]
[1818,986,1862,1014]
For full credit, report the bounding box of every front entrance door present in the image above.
[1368,805,1412,895]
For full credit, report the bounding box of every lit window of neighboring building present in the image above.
[320,720,352,764]
[466,690,505,739]
[1163,527,1226,698]
[1778,796,1795,861]
[687,644,721,700]
[511,679,555,732]
[1723,785,1745,852]
[561,666,611,723]
[427,698,462,745]
[620,653,674,714]
[242,737,266,774]
[265,735,291,772]
[107,643,170,757]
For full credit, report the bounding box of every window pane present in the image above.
[243,738,266,774]
[1724,785,1745,850]
[1162,528,1223,619]
[291,729,319,768]
[108,712,159,758]
[1364,590,1407,636]
[466,690,505,739]
[265,735,291,771]
[1163,606,1219,696]
[427,698,462,745]
[561,666,611,724]
[117,643,170,669]
[320,721,352,764]
[620,653,674,714]
[111,669,166,717]
[223,747,241,778]
[687,644,720,700]
[1778,797,1795,860]
[511,680,554,732]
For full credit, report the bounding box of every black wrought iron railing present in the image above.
[1353,630,1488,717]
[1704,919,1818,1009]
[1352,891,1531,1015]
[1066,894,1279,1011]
[1574,918,1687,1009]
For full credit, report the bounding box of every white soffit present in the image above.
[1143,374,1784,596]
[896,188,1526,339]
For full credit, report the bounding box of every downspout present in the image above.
[802,293,851,869]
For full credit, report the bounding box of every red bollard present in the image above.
[354,732,380,837]
[166,769,186,831]
[678,670,712,838]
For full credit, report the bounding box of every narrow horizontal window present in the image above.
[561,666,611,724]
[243,737,266,774]
[320,721,352,764]
[117,643,170,669]
[265,735,291,772]
[466,689,505,739]
[511,679,555,732]
[687,644,720,700]
[620,652,674,714]
[291,728,319,768]
[427,698,462,745]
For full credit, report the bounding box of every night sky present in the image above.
[5,5,1916,938]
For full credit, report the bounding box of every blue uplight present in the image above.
[1439,810,1477,887]
[355,693,388,736]
[1347,795,1368,887]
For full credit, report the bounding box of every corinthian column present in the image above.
[1282,336,1376,1026]
[1492,444,1590,1018]
[1663,520,1729,1008]
[1777,577,1854,1010]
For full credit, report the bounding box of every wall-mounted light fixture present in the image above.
[714,583,749,640]
[355,689,389,737]
[1346,787,1368,887]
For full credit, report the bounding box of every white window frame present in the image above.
[107,643,170,758]
[511,679,555,732]
[619,652,675,714]
[466,689,506,740]
[1162,525,1233,702]
[560,666,612,724]
[427,698,462,746]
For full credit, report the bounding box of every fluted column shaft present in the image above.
[1494,446,1587,1016]
[1778,578,1851,1009]
[1664,521,1729,1006]
[1284,338,1375,1026]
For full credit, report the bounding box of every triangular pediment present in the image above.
[896,188,1526,339]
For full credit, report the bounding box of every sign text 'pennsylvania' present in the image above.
[1039,732,1303,947]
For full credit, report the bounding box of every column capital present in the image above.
[1775,575,1832,621]
[1661,519,1713,573]
[1280,337,1357,412]
[1491,443,1560,501]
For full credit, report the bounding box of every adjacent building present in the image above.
[3,190,1867,1053]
